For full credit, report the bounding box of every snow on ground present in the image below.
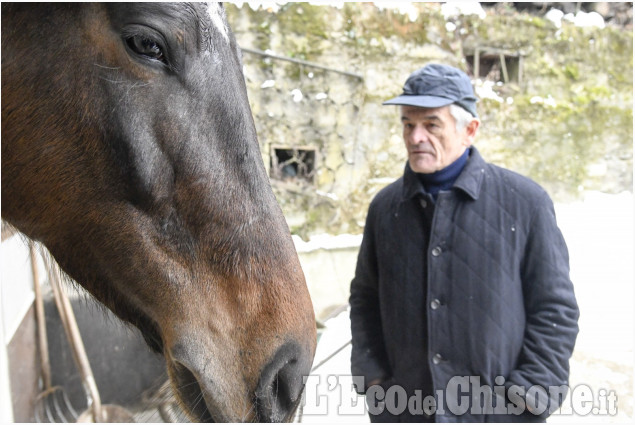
[552,191,634,423]
[294,233,362,253]
[299,191,634,423]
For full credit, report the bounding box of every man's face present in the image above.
[401,105,478,174]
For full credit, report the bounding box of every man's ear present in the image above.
[464,118,480,147]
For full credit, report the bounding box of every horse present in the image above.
[1,3,316,422]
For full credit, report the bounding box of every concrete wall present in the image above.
[226,2,633,238]
[1,231,36,423]
[1,232,36,348]
[0,287,14,422]
[294,234,362,320]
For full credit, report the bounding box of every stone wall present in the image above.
[225,2,633,238]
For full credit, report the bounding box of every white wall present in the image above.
[0,287,14,422]
[294,234,362,320]
[1,234,36,344]
[0,232,39,423]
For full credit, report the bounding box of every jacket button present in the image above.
[432,353,444,364]
[430,299,441,310]
[431,246,442,256]
[420,199,427,208]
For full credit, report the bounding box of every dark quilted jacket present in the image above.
[349,147,579,422]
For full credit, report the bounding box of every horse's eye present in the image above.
[126,35,166,64]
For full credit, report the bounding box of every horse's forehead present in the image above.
[102,3,230,50]
[205,2,229,43]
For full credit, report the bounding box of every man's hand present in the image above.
[367,378,385,387]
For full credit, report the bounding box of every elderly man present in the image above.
[349,64,579,422]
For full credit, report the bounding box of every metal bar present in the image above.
[241,47,364,80]
[499,53,509,83]
[30,243,51,391]
[474,48,480,79]
[1,221,17,241]
[48,267,103,422]
[310,339,352,373]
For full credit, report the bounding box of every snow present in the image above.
[555,191,634,360]
[228,1,605,30]
[564,11,606,29]
[291,88,304,103]
[260,79,276,89]
[293,233,363,254]
[315,189,338,200]
[441,2,486,20]
[546,8,565,28]
[227,1,283,13]
[474,80,504,103]
[530,95,558,107]
[308,1,345,9]
[372,2,419,22]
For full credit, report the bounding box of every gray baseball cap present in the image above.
[383,64,478,117]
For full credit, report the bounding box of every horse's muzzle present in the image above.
[168,338,310,422]
[255,341,310,422]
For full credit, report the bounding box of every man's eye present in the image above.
[126,35,166,64]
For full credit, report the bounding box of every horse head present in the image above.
[1,3,316,421]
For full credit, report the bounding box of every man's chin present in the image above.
[409,157,438,174]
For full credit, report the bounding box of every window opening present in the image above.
[270,146,316,184]
[467,48,522,84]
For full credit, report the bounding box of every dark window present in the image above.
[270,147,316,184]
[467,49,522,84]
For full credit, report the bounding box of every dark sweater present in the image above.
[418,147,470,200]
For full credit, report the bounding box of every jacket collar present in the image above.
[402,146,486,201]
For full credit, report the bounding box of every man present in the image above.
[349,64,579,422]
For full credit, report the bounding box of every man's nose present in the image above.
[409,125,430,144]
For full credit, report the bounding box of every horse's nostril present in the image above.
[255,342,307,422]
[171,360,214,422]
